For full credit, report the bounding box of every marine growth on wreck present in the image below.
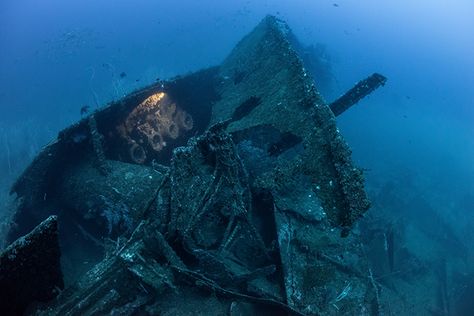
[0,16,391,316]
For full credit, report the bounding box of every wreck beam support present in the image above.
[329,73,387,116]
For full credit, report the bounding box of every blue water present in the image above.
[0,0,473,313]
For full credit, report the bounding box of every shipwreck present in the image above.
[0,16,387,315]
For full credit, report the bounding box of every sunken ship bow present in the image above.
[2,16,386,315]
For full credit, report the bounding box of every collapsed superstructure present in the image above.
[1,16,387,315]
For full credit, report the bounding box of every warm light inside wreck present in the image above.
[117,92,194,164]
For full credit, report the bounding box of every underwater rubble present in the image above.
[0,216,63,315]
[0,16,388,315]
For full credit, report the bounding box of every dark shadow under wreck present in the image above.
[1,16,387,315]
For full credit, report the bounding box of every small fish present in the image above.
[80,105,90,115]
[333,3,339,7]
[119,72,127,78]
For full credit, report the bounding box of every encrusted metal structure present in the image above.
[1,16,388,315]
